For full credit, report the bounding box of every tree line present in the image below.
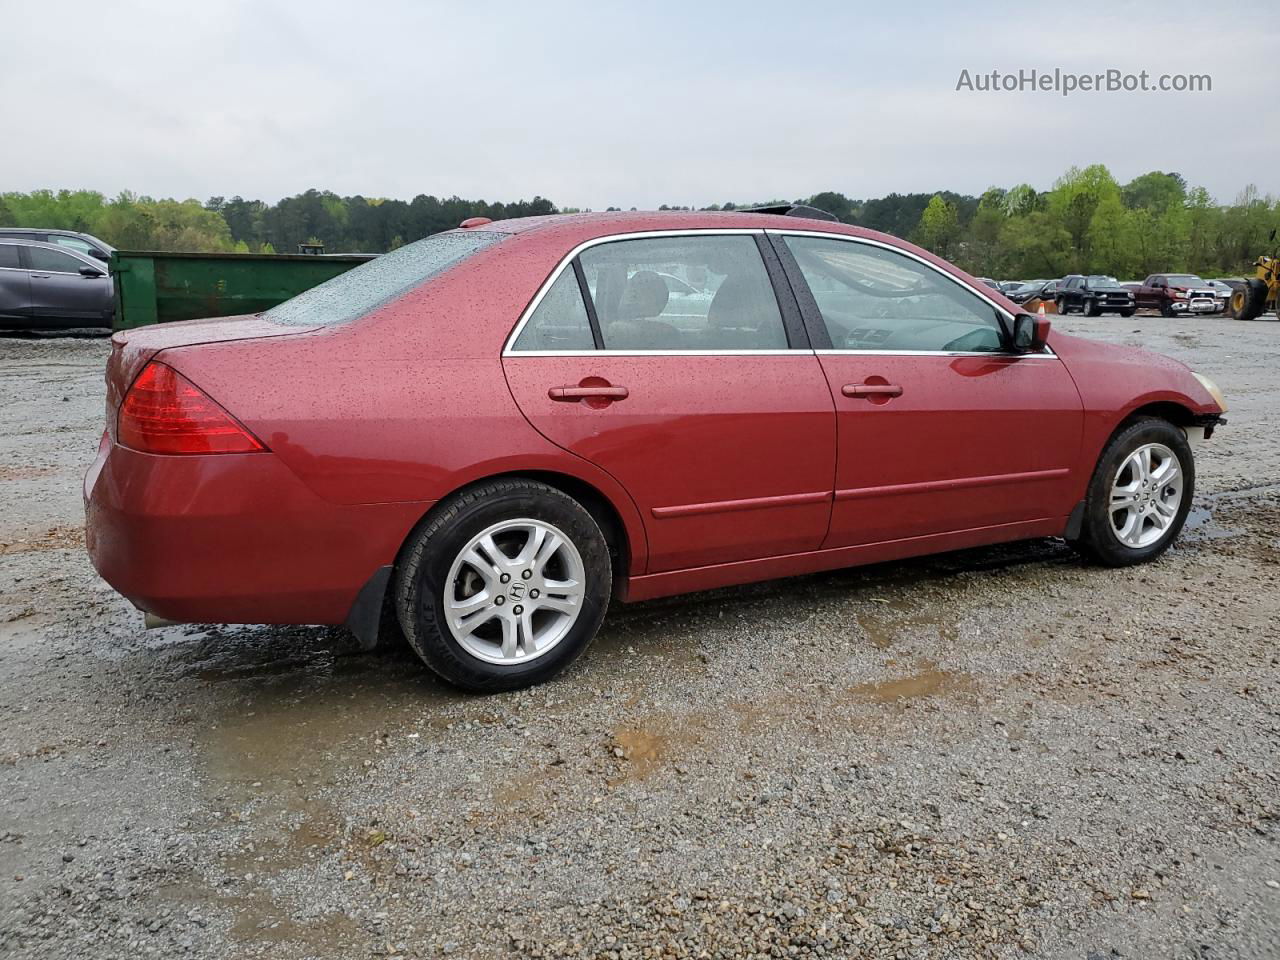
[2,165,1277,279]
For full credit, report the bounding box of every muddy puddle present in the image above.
[847,661,975,706]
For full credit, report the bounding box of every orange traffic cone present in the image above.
[1037,301,1047,318]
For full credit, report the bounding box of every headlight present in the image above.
[1192,372,1227,412]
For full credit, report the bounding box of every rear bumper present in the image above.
[84,437,430,625]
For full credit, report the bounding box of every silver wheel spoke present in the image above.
[461,547,502,584]
[477,534,509,571]
[518,609,538,655]
[456,606,499,637]
[1110,485,1140,509]
[513,525,547,566]
[499,615,518,659]
[1154,458,1181,490]
[532,531,564,574]
[1135,446,1153,482]
[448,590,492,615]
[534,594,579,615]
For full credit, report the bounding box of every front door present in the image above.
[502,231,836,573]
[772,232,1084,548]
[24,245,105,320]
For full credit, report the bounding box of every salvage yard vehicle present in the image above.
[1006,278,1057,305]
[84,210,1228,692]
[0,239,114,329]
[0,227,114,265]
[1055,275,1136,316]
[1226,250,1280,321]
[1135,274,1219,317]
[1204,279,1233,313]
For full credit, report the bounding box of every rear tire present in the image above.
[1072,418,1194,567]
[395,479,612,692]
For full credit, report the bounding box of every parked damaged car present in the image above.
[85,210,1228,691]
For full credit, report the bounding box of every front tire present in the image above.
[395,479,612,692]
[1056,297,1068,315]
[1084,297,1101,317]
[1072,418,1194,567]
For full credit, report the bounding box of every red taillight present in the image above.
[117,362,266,455]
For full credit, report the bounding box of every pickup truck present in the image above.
[1055,275,1135,316]
[1134,274,1220,316]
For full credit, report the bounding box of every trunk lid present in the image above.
[104,314,316,438]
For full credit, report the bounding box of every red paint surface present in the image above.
[84,211,1224,627]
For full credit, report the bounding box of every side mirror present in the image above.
[1011,313,1050,352]
[79,265,105,277]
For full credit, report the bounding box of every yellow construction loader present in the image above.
[1228,231,1280,321]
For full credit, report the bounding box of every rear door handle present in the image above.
[548,385,629,402]
[842,383,903,398]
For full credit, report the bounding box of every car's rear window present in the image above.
[264,230,504,327]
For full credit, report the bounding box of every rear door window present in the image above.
[0,245,20,269]
[577,234,789,351]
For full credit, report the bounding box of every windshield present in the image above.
[265,230,504,326]
[1167,274,1207,287]
[1086,275,1124,290]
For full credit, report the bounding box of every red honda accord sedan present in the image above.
[85,209,1227,691]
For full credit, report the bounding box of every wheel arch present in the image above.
[1120,400,1199,429]
[347,465,645,649]
[397,467,643,592]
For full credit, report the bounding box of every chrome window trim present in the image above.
[506,349,800,358]
[503,228,784,357]
[502,226,1058,360]
[815,347,1058,359]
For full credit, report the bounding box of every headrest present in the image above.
[617,270,670,321]
[708,273,769,329]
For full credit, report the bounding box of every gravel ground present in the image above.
[0,315,1277,960]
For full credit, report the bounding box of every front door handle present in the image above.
[548,385,629,402]
[842,383,903,398]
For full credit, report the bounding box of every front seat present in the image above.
[606,271,683,349]
[705,272,788,349]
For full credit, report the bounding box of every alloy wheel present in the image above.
[1109,443,1183,548]
[443,518,587,665]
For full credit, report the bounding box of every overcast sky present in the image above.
[3,0,1277,209]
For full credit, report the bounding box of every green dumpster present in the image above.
[110,250,376,330]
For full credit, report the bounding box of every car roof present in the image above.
[0,237,102,267]
[0,227,114,250]
[456,209,1025,320]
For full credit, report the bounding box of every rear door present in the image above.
[772,231,1084,548]
[502,230,837,573]
[0,243,32,319]
[24,245,106,320]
